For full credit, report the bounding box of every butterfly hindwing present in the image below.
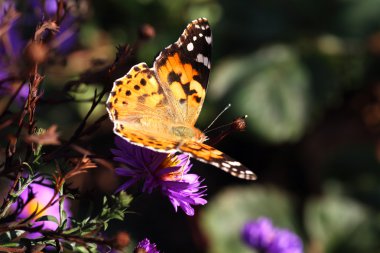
[179,141,257,180]
[154,18,211,126]
[113,122,180,153]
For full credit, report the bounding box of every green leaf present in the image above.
[0,242,20,247]
[60,209,67,224]
[35,215,59,224]
[22,162,34,175]
[118,191,133,208]
[62,241,75,251]
[82,217,90,224]
[0,230,25,243]
[304,190,377,252]
[62,226,80,235]
[60,219,68,231]
[76,245,90,253]
[65,193,75,200]
[210,45,311,143]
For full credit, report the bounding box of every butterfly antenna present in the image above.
[207,115,248,146]
[204,103,231,132]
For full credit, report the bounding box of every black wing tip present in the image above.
[240,170,257,180]
[193,17,208,23]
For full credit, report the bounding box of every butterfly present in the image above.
[106,18,256,180]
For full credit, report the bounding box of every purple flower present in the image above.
[242,217,277,251]
[112,137,207,216]
[241,217,303,253]
[134,238,160,253]
[18,181,71,231]
[268,229,303,253]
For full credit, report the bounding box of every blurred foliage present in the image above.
[2,0,380,252]
[210,45,311,142]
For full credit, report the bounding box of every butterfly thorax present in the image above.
[170,125,204,142]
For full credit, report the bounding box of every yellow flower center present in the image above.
[26,198,46,219]
[159,154,187,181]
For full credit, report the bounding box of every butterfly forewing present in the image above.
[154,18,211,126]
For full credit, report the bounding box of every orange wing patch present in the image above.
[113,122,180,153]
[155,52,206,125]
[106,63,167,122]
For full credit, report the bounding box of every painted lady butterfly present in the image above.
[106,18,256,180]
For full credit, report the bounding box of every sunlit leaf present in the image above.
[305,190,379,252]
[210,45,311,143]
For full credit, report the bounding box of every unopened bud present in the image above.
[232,115,247,132]
[26,42,48,64]
[138,24,156,41]
[114,231,131,249]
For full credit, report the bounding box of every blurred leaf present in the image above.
[200,185,299,253]
[119,191,133,208]
[62,241,75,251]
[338,0,380,36]
[0,230,25,242]
[210,45,311,143]
[305,191,375,253]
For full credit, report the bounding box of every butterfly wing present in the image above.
[106,62,182,152]
[154,18,211,126]
[179,141,257,180]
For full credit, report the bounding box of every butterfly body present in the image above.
[106,18,256,180]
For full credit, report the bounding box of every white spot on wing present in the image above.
[196,54,210,68]
[203,56,209,67]
[228,161,242,166]
[199,33,203,37]
[211,162,219,167]
[187,42,194,51]
[196,54,204,63]
[193,36,197,41]
[205,36,212,44]
[222,162,231,168]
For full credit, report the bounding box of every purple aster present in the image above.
[268,229,303,253]
[18,181,71,230]
[112,136,207,216]
[241,217,303,253]
[242,217,277,251]
[134,238,160,253]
